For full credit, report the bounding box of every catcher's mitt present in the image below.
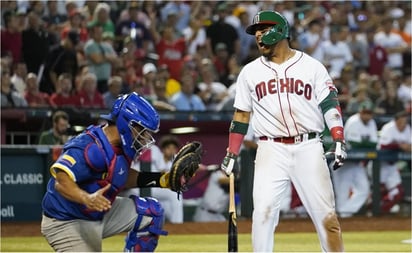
[169,141,202,196]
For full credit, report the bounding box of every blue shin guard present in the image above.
[124,196,168,252]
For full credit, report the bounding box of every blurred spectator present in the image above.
[160,1,191,32]
[157,64,180,98]
[334,65,356,112]
[374,17,408,72]
[236,7,255,63]
[28,1,45,17]
[182,16,208,56]
[297,19,324,59]
[22,11,51,75]
[41,1,65,46]
[367,75,385,104]
[42,0,67,30]
[151,21,187,81]
[1,2,18,27]
[212,43,231,86]
[346,74,373,115]
[49,73,80,108]
[193,168,229,222]
[397,74,412,113]
[77,72,105,109]
[393,15,411,75]
[88,2,115,34]
[120,36,145,82]
[170,72,206,111]
[347,27,368,73]
[84,23,118,93]
[61,9,88,44]
[115,3,152,53]
[24,72,50,107]
[42,29,79,94]
[15,9,27,32]
[103,75,123,109]
[206,2,240,57]
[81,0,98,22]
[1,67,28,107]
[150,135,183,223]
[38,110,70,145]
[377,111,411,214]
[10,62,27,96]
[140,62,157,96]
[196,59,229,111]
[1,10,22,64]
[150,78,176,112]
[332,101,377,218]
[318,27,353,78]
[366,26,388,78]
[64,1,79,19]
[375,81,405,115]
[102,31,115,47]
[111,64,131,94]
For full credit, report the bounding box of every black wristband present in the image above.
[136,172,162,188]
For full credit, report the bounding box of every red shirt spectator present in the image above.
[151,23,186,80]
[61,9,89,43]
[24,73,51,107]
[366,28,387,77]
[49,73,81,108]
[156,36,186,80]
[1,11,22,64]
[77,73,105,108]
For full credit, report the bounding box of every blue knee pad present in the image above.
[124,196,168,252]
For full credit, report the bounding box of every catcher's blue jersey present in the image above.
[42,125,131,220]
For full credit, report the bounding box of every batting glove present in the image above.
[221,152,237,176]
[326,141,347,170]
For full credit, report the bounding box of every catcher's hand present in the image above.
[165,141,202,196]
[325,141,347,170]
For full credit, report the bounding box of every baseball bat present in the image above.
[228,173,238,252]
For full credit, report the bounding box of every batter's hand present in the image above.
[84,184,112,212]
[326,141,347,170]
[221,152,237,176]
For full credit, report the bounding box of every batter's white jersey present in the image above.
[234,51,334,138]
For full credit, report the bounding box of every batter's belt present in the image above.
[259,132,318,144]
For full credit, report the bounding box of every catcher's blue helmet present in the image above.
[100,92,159,161]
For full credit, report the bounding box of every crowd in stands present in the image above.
[1,0,410,115]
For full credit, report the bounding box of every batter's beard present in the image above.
[262,46,276,60]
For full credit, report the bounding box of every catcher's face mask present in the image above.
[129,121,155,160]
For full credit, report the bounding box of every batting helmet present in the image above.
[246,10,290,45]
[100,92,159,161]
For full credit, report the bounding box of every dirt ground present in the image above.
[2,216,410,237]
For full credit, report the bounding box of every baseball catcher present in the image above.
[41,92,203,252]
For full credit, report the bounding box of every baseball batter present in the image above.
[221,11,346,252]
[332,101,378,218]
